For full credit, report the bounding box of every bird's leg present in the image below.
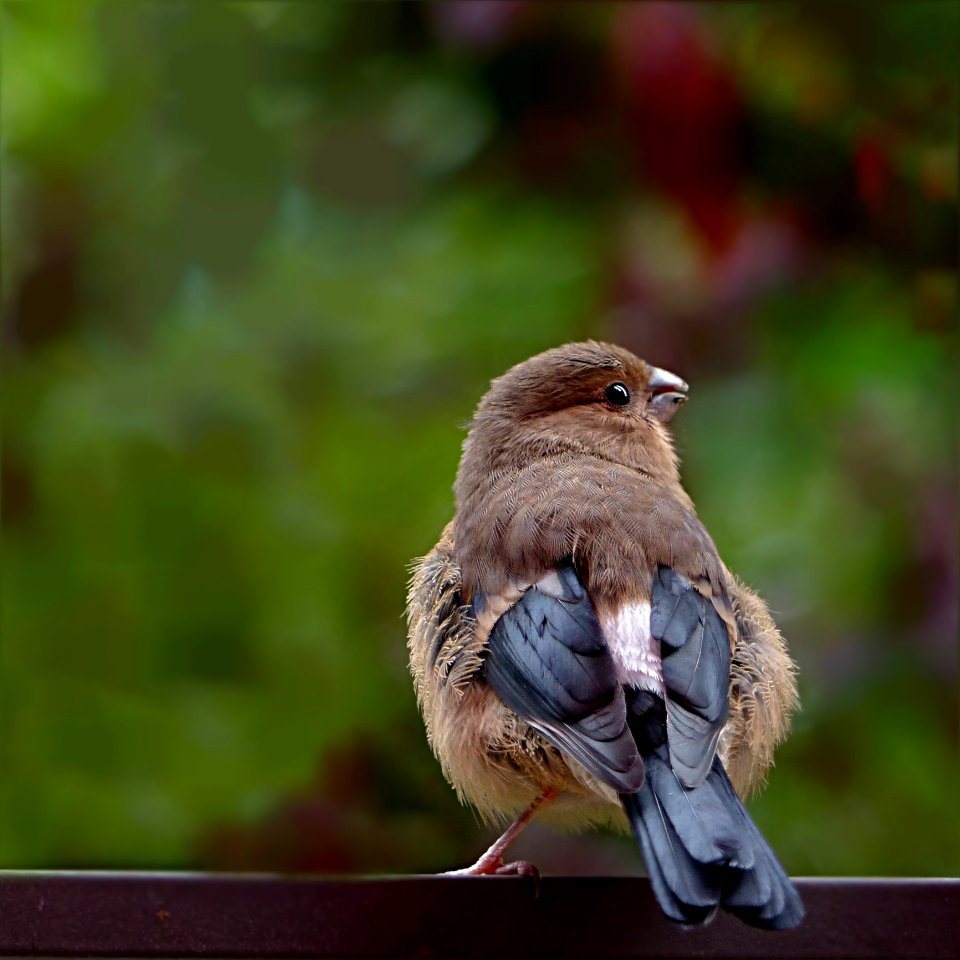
[445,787,559,879]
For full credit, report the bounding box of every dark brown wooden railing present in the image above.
[1,873,956,959]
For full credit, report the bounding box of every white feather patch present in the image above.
[601,601,665,696]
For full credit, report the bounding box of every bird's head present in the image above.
[461,341,689,484]
[476,340,688,425]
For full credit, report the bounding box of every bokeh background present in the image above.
[2,1,957,877]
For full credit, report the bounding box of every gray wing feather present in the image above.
[481,564,645,793]
[650,566,731,788]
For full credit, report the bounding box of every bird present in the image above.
[406,341,803,929]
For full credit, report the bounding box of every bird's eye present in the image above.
[604,382,631,406]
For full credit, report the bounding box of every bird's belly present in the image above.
[601,601,665,696]
[432,682,610,823]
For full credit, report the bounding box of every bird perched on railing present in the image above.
[407,341,803,929]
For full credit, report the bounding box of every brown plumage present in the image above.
[407,341,801,928]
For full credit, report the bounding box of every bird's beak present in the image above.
[647,365,689,424]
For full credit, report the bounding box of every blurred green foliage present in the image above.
[2,1,957,876]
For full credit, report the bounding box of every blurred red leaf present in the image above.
[854,130,893,215]
[613,4,744,251]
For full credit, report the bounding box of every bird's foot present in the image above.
[442,789,555,891]
[444,856,540,879]
[491,859,539,879]
[444,856,541,893]
[444,856,538,877]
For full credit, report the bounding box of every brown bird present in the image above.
[407,341,802,928]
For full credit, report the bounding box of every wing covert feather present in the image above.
[481,564,645,793]
[651,565,731,788]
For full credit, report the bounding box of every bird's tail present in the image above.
[621,698,804,929]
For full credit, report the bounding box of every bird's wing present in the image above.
[480,563,645,793]
[650,565,731,789]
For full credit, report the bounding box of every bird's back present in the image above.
[407,523,797,813]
